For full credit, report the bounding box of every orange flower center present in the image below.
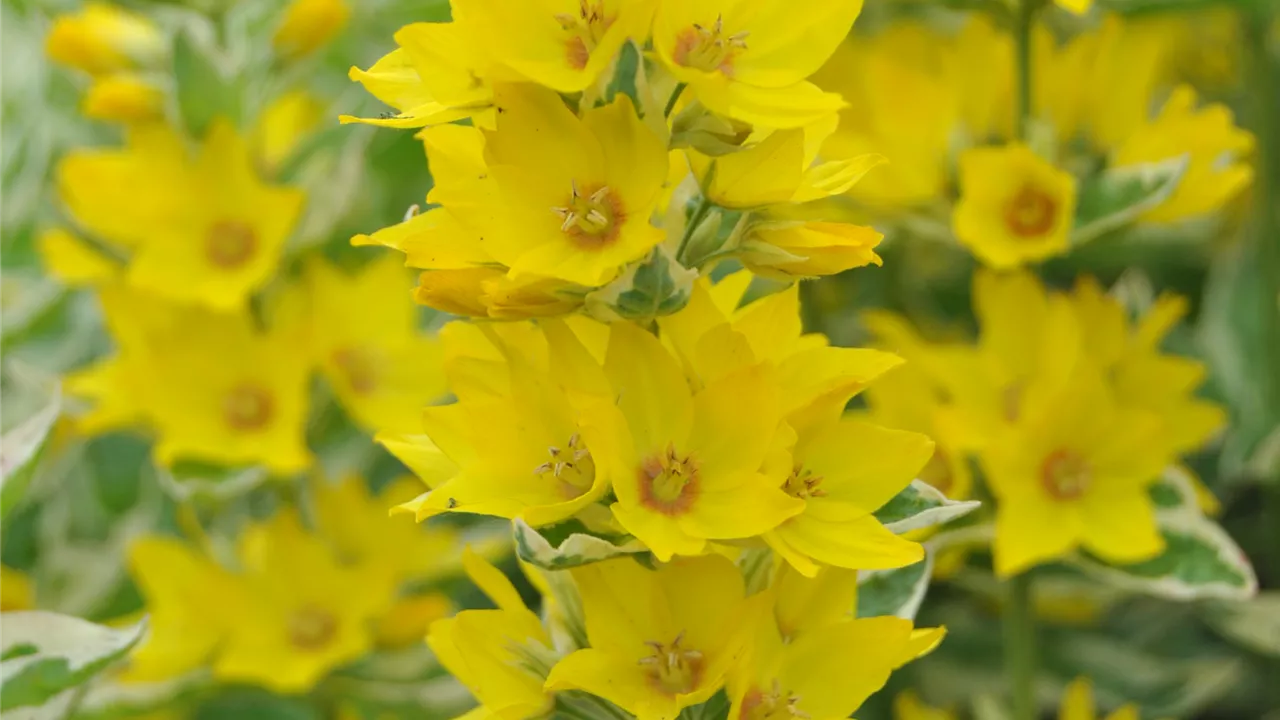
[1040,449,1091,501]
[534,432,596,499]
[206,220,258,269]
[223,383,274,432]
[740,679,805,720]
[331,347,379,395]
[288,605,337,651]
[673,14,748,75]
[1003,185,1058,239]
[552,182,625,249]
[782,465,826,500]
[555,0,615,70]
[639,631,703,696]
[637,444,698,515]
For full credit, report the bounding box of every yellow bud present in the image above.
[740,220,883,280]
[272,0,350,60]
[254,90,323,172]
[45,2,164,76]
[374,593,452,648]
[81,74,163,124]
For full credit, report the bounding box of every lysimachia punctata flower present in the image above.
[57,121,305,310]
[652,0,862,128]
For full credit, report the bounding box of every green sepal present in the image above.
[512,517,649,571]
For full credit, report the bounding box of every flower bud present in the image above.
[739,220,883,280]
[81,74,163,124]
[46,2,165,76]
[273,0,351,61]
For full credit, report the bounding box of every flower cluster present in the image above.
[864,269,1224,576]
[347,0,889,321]
[812,14,1254,269]
[125,476,462,693]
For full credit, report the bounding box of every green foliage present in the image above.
[875,479,983,534]
[1072,155,1190,246]
[512,518,649,571]
[0,612,146,716]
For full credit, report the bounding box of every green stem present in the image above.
[1005,572,1037,720]
[676,195,713,264]
[664,82,688,119]
[1004,2,1041,715]
[1013,0,1038,142]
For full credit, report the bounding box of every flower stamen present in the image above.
[638,631,703,695]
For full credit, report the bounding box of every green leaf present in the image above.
[0,612,146,715]
[0,274,62,345]
[1072,514,1257,601]
[856,554,934,620]
[1203,591,1280,658]
[1071,155,1190,246]
[874,479,982,534]
[512,518,649,571]
[584,246,697,323]
[1,370,61,521]
[173,30,241,137]
[600,41,642,111]
[1147,465,1202,517]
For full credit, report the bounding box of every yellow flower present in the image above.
[45,2,164,76]
[1036,17,1170,152]
[546,555,761,720]
[0,565,34,611]
[254,90,324,173]
[953,144,1077,270]
[812,18,1011,209]
[1112,85,1254,223]
[764,417,929,576]
[428,550,557,719]
[214,511,392,693]
[985,364,1168,577]
[462,0,656,92]
[652,0,861,128]
[468,85,667,287]
[739,220,883,280]
[273,0,350,60]
[926,270,1082,451]
[302,256,447,434]
[729,564,945,720]
[342,20,495,129]
[893,691,957,720]
[861,312,973,500]
[658,276,903,425]
[38,227,119,287]
[57,121,305,311]
[125,537,248,682]
[81,74,163,124]
[585,323,803,561]
[396,322,612,527]
[311,475,461,589]
[144,303,311,472]
[1067,278,1225,460]
[1059,678,1139,720]
[63,284,176,435]
[375,592,452,649]
[1056,0,1093,15]
[692,127,886,209]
